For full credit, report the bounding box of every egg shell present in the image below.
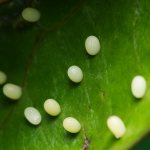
[44,99,61,116]
[24,107,42,125]
[63,117,81,133]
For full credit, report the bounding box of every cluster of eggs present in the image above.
[0,70,81,133]
[0,6,147,139]
[0,32,101,134]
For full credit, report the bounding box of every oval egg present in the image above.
[63,117,81,133]
[85,35,100,55]
[131,75,146,98]
[67,65,83,83]
[3,83,22,100]
[107,115,126,138]
[44,99,61,116]
[24,107,42,125]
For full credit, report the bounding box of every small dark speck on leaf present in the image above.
[82,138,90,150]
[82,128,90,150]
[100,90,105,97]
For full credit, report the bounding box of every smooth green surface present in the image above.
[0,0,150,149]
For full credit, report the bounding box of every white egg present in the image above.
[63,117,81,133]
[131,75,146,98]
[3,83,22,100]
[24,107,42,125]
[0,71,7,85]
[67,65,83,83]
[107,115,126,138]
[85,35,100,55]
[22,7,41,22]
[44,99,61,116]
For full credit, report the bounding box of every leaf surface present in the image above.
[0,0,150,149]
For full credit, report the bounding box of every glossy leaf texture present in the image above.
[0,0,150,149]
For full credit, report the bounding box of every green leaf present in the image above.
[0,0,150,149]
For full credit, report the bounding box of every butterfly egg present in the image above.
[22,7,41,22]
[85,35,100,55]
[24,107,42,125]
[131,75,146,99]
[0,71,7,85]
[3,83,22,100]
[67,65,83,83]
[63,117,81,133]
[107,115,126,138]
[44,99,61,116]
